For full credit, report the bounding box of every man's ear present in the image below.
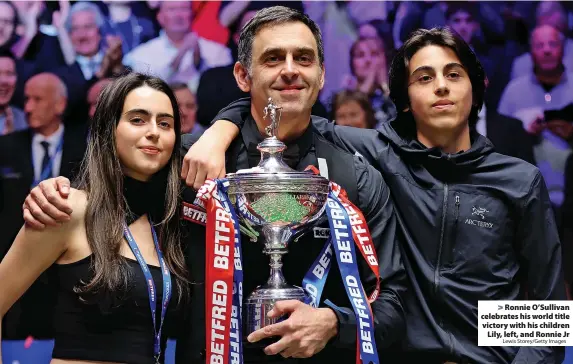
[234,62,251,93]
[319,64,325,90]
[56,97,67,116]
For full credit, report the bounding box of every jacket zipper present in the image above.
[434,183,448,296]
[454,194,460,233]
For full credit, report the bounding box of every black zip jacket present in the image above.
[214,98,566,364]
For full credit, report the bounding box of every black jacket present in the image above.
[175,118,407,364]
[215,99,565,364]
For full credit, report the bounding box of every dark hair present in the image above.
[0,48,16,62]
[237,6,324,71]
[389,27,486,130]
[169,82,191,93]
[75,72,188,303]
[331,90,377,129]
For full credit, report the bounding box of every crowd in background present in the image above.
[1,0,573,340]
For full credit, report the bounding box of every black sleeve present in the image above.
[212,97,386,169]
[562,155,573,285]
[511,172,566,363]
[326,155,407,350]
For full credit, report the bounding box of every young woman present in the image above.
[0,72,188,364]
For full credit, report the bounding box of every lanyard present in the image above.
[123,216,172,363]
[31,136,64,188]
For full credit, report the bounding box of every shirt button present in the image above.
[545,93,552,102]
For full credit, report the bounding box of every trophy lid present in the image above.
[226,98,329,188]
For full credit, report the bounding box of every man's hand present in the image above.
[97,36,123,78]
[247,300,338,359]
[526,117,546,136]
[23,177,73,229]
[181,120,238,190]
[547,120,573,140]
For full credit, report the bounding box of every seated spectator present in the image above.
[498,24,573,228]
[331,89,376,129]
[86,77,112,120]
[0,73,86,339]
[0,50,26,135]
[123,1,232,92]
[101,0,156,54]
[342,36,397,127]
[170,82,204,135]
[511,1,573,79]
[53,2,124,125]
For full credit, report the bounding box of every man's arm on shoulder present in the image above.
[328,156,407,350]
[512,171,566,363]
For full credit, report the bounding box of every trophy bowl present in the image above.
[225,99,330,336]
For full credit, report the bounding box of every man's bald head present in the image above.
[530,25,564,74]
[24,73,68,135]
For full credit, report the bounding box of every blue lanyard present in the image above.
[123,216,172,363]
[31,136,64,188]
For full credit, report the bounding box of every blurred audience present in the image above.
[123,1,232,92]
[86,77,112,120]
[171,82,204,136]
[101,0,156,55]
[0,50,26,135]
[331,89,376,129]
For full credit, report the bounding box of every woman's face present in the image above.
[351,38,386,81]
[335,100,369,129]
[115,86,176,181]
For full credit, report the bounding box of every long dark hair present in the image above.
[388,27,486,135]
[75,72,188,303]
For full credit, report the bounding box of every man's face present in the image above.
[0,2,15,47]
[70,10,101,57]
[0,56,17,107]
[158,2,192,35]
[531,26,564,73]
[24,76,65,130]
[174,87,197,134]
[447,10,479,44]
[244,21,324,119]
[407,45,473,133]
[87,79,111,119]
[335,100,368,129]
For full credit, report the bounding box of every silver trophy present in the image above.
[226,98,329,336]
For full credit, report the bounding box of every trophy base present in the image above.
[245,283,308,337]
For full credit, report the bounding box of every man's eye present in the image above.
[266,56,280,63]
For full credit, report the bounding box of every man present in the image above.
[53,2,124,124]
[21,7,407,364]
[498,24,573,230]
[0,73,86,340]
[188,27,565,363]
[86,78,112,120]
[123,1,232,92]
[0,50,26,135]
[170,82,205,135]
[510,1,573,80]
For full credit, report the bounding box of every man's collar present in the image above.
[241,114,314,168]
[76,51,104,64]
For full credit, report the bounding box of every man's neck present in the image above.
[250,104,310,142]
[78,50,99,59]
[0,103,7,115]
[535,67,563,86]
[416,123,471,154]
[35,121,62,137]
[109,3,132,23]
[166,31,186,48]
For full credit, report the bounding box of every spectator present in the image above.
[101,0,156,54]
[86,77,112,120]
[343,36,397,127]
[498,24,573,227]
[0,1,18,52]
[510,1,573,79]
[0,50,26,135]
[53,2,124,125]
[0,73,86,339]
[123,1,232,92]
[170,82,204,135]
[331,89,376,129]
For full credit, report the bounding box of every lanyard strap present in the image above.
[31,136,64,188]
[123,216,172,362]
[325,191,380,364]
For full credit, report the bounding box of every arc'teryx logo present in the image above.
[465,206,493,229]
[471,206,489,220]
